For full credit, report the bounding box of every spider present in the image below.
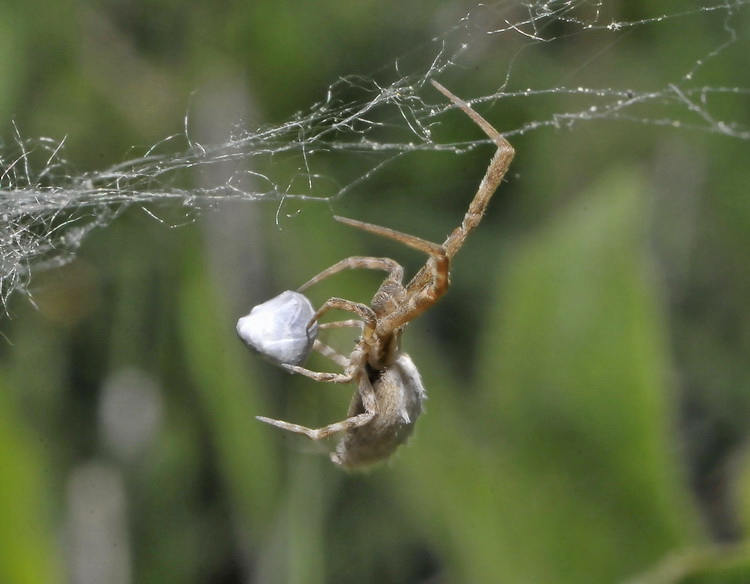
[251,81,514,468]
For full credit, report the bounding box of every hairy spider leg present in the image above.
[334,216,450,333]
[312,339,349,368]
[313,320,363,368]
[256,367,379,440]
[298,255,405,338]
[318,320,364,330]
[282,324,368,381]
[310,298,378,345]
[298,257,404,292]
[390,80,515,308]
[333,216,446,258]
[333,217,448,289]
[429,80,515,259]
[281,341,367,383]
[280,363,353,383]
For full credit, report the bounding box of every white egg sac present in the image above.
[236,291,318,366]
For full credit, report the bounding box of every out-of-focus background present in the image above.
[2,1,750,583]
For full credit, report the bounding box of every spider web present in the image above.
[1,0,748,308]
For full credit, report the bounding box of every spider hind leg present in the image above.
[256,411,375,441]
[257,369,379,441]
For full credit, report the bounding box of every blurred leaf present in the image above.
[178,248,281,527]
[625,544,750,584]
[738,444,750,536]
[0,381,63,584]
[397,168,706,583]
[474,168,703,581]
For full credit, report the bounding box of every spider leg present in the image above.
[280,363,353,384]
[312,339,349,369]
[334,216,451,333]
[369,81,515,334]
[307,297,380,349]
[313,319,365,369]
[313,320,363,368]
[298,257,403,292]
[430,80,515,259]
[314,321,363,368]
[333,217,449,301]
[257,370,378,441]
[279,301,373,381]
[281,341,366,383]
[318,319,364,330]
[311,298,377,329]
[334,216,446,258]
[256,409,374,441]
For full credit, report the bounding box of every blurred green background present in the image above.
[2,1,750,583]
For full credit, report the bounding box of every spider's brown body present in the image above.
[331,354,425,467]
[256,81,514,468]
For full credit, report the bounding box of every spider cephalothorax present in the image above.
[238,81,514,468]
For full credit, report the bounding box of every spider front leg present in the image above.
[256,369,378,441]
[280,297,375,381]
[298,256,404,292]
[430,80,515,259]
[310,297,377,337]
[334,216,451,332]
[281,337,367,384]
[312,339,350,368]
[312,320,365,368]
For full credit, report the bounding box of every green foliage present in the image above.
[394,170,705,583]
[475,169,701,580]
[0,381,62,584]
[178,248,281,525]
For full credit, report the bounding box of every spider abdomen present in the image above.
[331,354,426,468]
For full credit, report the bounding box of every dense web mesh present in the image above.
[1,0,748,307]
